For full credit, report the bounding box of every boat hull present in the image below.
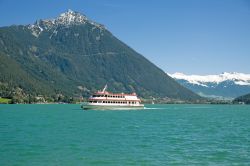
[81,104,144,110]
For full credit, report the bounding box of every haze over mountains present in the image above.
[0,10,201,102]
[169,72,250,99]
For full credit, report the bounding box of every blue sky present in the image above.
[0,0,249,74]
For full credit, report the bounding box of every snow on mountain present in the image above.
[28,9,105,37]
[168,72,250,99]
[169,72,250,86]
[56,9,88,25]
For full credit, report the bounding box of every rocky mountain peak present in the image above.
[56,9,88,25]
[28,9,105,37]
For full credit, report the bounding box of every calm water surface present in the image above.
[0,104,250,165]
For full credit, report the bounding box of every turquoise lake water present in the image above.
[0,104,250,165]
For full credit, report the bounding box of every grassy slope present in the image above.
[0,97,11,104]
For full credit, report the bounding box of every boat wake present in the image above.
[144,107,166,110]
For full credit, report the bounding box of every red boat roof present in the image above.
[89,98,141,102]
[94,91,137,96]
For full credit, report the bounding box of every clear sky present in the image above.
[0,0,249,74]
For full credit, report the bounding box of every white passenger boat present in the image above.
[81,85,144,110]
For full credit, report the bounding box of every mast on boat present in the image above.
[102,84,108,93]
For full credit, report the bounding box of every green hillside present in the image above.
[0,10,202,103]
[233,93,250,104]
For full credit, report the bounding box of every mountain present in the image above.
[233,93,250,104]
[0,10,201,102]
[169,72,250,99]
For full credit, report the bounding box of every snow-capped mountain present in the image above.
[28,9,105,37]
[169,72,250,99]
[0,10,202,101]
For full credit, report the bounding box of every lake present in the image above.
[0,104,250,165]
